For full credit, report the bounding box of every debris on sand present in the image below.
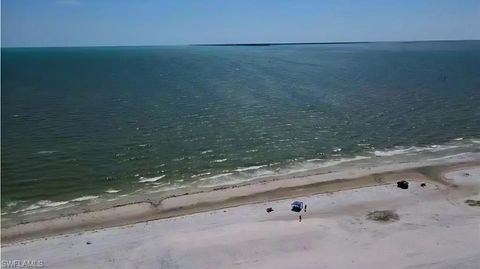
[86,241,92,245]
[397,180,409,189]
[421,183,426,187]
[465,200,480,207]
[266,207,274,213]
[367,210,399,222]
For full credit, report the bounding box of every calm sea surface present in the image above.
[2,41,480,216]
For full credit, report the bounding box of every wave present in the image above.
[192,138,479,190]
[6,201,20,208]
[71,195,99,202]
[304,155,371,168]
[21,204,40,212]
[211,159,228,163]
[155,185,188,192]
[207,172,234,179]
[191,172,211,178]
[372,144,462,157]
[38,200,70,207]
[357,143,370,147]
[36,150,56,155]
[105,189,121,194]
[138,175,165,183]
[9,200,70,214]
[235,165,267,172]
[5,137,478,219]
[199,172,234,181]
[373,147,421,157]
[197,156,373,188]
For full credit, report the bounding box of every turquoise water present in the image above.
[2,41,480,215]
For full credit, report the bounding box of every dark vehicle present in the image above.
[397,180,409,189]
[291,201,304,212]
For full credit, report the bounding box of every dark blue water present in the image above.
[2,41,480,215]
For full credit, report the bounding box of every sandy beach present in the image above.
[2,163,479,268]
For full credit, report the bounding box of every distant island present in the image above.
[191,41,371,46]
[190,40,476,46]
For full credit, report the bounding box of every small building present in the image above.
[291,201,304,212]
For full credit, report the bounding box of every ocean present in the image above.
[2,41,480,219]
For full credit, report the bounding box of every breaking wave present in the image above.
[71,196,99,202]
[138,175,166,183]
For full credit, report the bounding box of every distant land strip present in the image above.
[190,40,479,46]
[191,41,372,46]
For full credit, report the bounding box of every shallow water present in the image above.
[2,41,480,216]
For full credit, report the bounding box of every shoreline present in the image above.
[2,160,478,244]
[2,141,479,227]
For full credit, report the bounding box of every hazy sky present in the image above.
[2,0,480,47]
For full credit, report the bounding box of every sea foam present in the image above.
[235,165,267,172]
[212,159,228,163]
[105,189,121,194]
[138,175,166,183]
[71,196,99,202]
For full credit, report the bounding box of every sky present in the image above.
[2,0,480,47]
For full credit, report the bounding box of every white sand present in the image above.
[2,168,479,269]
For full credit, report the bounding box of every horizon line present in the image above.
[2,39,478,49]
